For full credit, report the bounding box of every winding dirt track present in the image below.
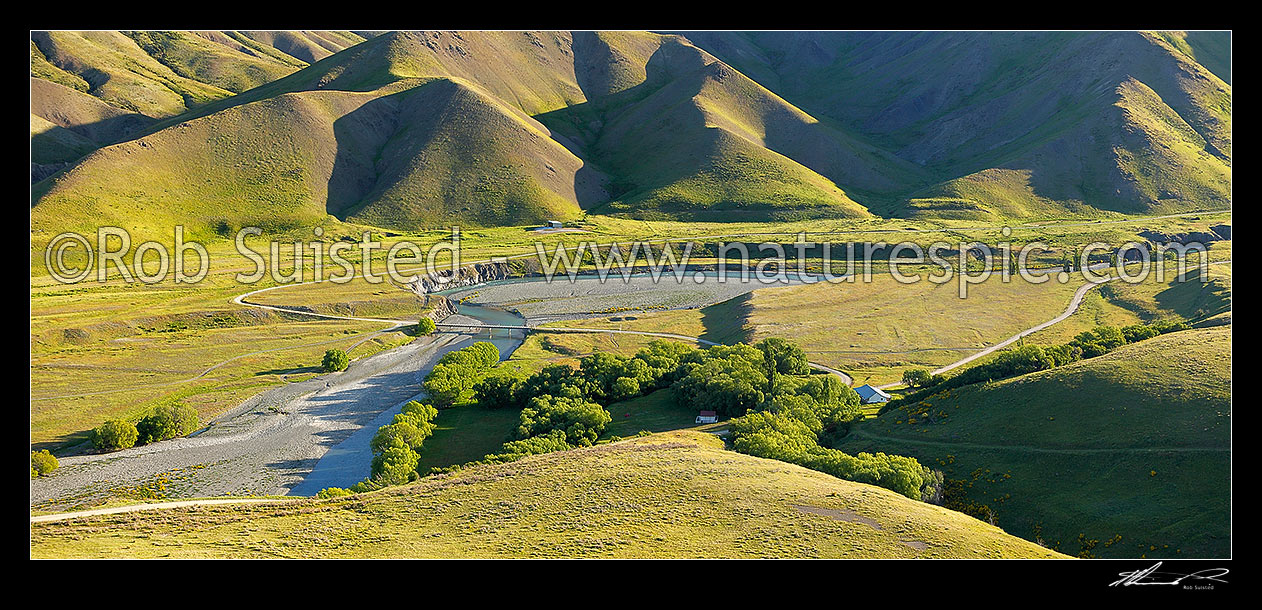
[846,430,1231,454]
[31,498,290,523]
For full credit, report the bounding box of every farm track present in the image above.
[846,430,1231,454]
[31,498,291,523]
[876,260,1232,389]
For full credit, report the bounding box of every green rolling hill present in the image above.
[30,77,156,165]
[31,30,1231,235]
[836,326,1231,558]
[30,31,371,117]
[29,431,1065,558]
[684,31,1232,219]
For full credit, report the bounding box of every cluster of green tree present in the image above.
[345,400,439,493]
[888,320,1190,413]
[731,411,942,501]
[31,449,58,478]
[466,337,937,501]
[322,349,349,373]
[90,403,202,452]
[515,394,612,446]
[466,340,714,467]
[474,339,810,416]
[707,356,941,501]
[328,336,937,503]
[479,430,574,465]
[423,342,501,404]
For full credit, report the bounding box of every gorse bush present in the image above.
[31,450,58,478]
[322,349,349,372]
[136,403,200,444]
[316,487,354,499]
[92,419,139,452]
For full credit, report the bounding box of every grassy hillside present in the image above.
[340,78,607,228]
[30,31,237,117]
[685,31,1231,219]
[30,77,156,164]
[836,326,1231,558]
[1155,31,1231,84]
[29,431,1064,558]
[30,31,370,118]
[31,74,607,239]
[545,36,918,219]
[30,30,1231,232]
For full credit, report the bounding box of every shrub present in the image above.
[369,438,420,485]
[316,487,354,499]
[92,419,139,452]
[31,450,58,478]
[136,403,200,444]
[322,349,349,372]
[756,338,810,376]
[416,317,437,336]
[480,430,573,464]
[474,372,526,409]
[515,394,611,446]
[902,368,932,388]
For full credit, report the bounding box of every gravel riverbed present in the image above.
[31,314,521,509]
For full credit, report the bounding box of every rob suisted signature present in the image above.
[1110,562,1229,587]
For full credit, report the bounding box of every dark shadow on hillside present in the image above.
[326,85,435,219]
[535,38,713,208]
[698,292,754,345]
[543,38,925,217]
[30,112,158,174]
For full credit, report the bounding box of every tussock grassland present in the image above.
[30,431,1065,558]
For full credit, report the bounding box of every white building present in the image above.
[853,384,891,404]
